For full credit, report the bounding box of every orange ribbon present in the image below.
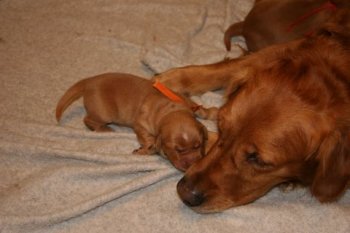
[153,80,186,104]
[153,80,201,112]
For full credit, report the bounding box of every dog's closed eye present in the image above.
[246,152,260,163]
[246,152,272,168]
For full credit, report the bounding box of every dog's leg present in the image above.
[132,124,157,155]
[153,41,301,97]
[84,115,113,132]
[224,21,244,51]
[153,56,251,96]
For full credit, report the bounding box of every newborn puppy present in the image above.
[56,73,209,171]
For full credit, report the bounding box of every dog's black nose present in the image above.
[177,177,205,207]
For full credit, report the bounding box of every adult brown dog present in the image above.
[224,0,350,52]
[155,9,350,212]
[55,73,213,171]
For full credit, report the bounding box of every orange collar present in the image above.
[153,80,186,104]
[153,80,201,112]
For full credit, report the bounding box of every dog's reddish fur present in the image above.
[224,0,350,52]
[156,10,350,212]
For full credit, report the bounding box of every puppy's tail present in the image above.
[224,21,244,51]
[55,79,86,122]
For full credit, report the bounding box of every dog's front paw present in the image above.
[278,181,303,193]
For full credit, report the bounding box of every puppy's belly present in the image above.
[106,107,138,128]
[84,96,138,128]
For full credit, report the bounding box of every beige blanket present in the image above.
[0,0,349,232]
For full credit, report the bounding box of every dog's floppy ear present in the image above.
[311,130,350,202]
[155,135,162,154]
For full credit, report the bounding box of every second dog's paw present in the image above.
[278,182,303,193]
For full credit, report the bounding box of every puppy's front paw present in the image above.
[132,146,156,155]
[195,106,219,120]
[132,147,148,155]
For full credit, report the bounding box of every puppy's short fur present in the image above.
[55,73,210,171]
[224,0,349,52]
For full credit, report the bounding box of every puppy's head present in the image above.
[158,111,208,171]
[177,52,350,212]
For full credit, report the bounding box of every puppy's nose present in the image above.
[177,177,204,207]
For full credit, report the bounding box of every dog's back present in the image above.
[225,0,338,51]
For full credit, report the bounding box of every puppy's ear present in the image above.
[311,130,350,202]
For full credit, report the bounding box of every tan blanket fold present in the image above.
[0,120,178,230]
[140,0,250,73]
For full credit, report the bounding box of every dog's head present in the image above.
[177,40,350,212]
[158,111,208,171]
